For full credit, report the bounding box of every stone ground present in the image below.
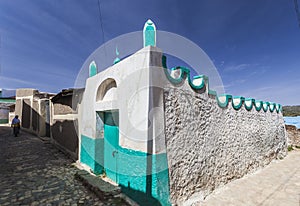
[2,124,300,206]
[199,149,300,206]
[0,125,127,206]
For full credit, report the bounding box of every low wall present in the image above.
[162,67,287,204]
[51,119,78,159]
[50,89,84,160]
[286,125,300,146]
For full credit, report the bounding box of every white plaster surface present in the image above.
[170,68,181,79]
[218,96,227,104]
[163,86,287,204]
[232,98,241,106]
[192,78,203,86]
[245,99,252,107]
[80,46,167,154]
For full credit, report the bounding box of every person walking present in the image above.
[11,115,21,137]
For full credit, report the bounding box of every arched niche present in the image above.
[96,78,117,102]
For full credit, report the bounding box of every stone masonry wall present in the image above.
[53,103,74,115]
[163,87,287,204]
[286,125,300,147]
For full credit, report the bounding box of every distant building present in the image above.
[0,89,16,124]
[15,89,53,136]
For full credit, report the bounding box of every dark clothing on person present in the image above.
[12,117,20,137]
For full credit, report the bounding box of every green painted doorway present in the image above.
[104,111,119,183]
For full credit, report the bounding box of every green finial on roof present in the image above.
[113,46,120,64]
[89,61,97,77]
[143,19,156,47]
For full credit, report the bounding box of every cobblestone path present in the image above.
[0,126,124,206]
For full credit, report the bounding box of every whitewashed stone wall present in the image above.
[163,86,287,204]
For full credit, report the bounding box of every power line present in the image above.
[95,0,109,70]
[97,0,105,43]
[0,34,2,75]
[294,0,300,28]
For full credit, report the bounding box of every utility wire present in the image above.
[294,0,300,28]
[96,0,108,68]
[97,0,105,43]
[0,34,2,75]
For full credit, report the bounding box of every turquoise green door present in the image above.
[104,111,119,183]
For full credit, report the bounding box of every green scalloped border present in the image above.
[254,100,263,111]
[162,55,282,113]
[275,104,281,113]
[262,102,270,112]
[188,75,208,90]
[269,102,276,113]
[217,94,232,108]
[244,98,254,111]
[163,66,189,85]
[232,96,245,110]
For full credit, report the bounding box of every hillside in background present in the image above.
[283,105,300,117]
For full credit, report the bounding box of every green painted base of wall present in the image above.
[117,147,170,206]
[0,119,8,124]
[80,134,171,205]
[80,134,104,174]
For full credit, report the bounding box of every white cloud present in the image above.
[223,63,252,72]
[0,75,41,88]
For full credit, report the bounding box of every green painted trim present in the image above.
[0,99,16,103]
[163,66,189,85]
[217,94,232,108]
[244,98,254,111]
[208,89,217,96]
[161,55,282,114]
[0,119,8,124]
[89,61,97,77]
[232,96,245,110]
[279,104,282,112]
[254,100,263,111]
[262,102,270,112]
[143,19,156,47]
[113,57,120,64]
[275,104,281,113]
[114,47,121,64]
[269,102,276,113]
[188,75,208,90]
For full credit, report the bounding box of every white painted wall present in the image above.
[79,46,167,154]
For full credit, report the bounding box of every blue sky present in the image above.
[0,0,299,105]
